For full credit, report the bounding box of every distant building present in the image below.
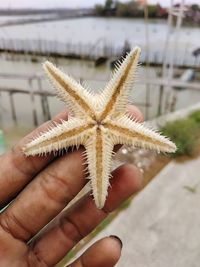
[156,4,168,17]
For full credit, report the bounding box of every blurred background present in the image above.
[0,0,199,149]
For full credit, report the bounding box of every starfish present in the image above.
[23,47,176,209]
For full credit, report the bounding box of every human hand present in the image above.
[0,105,143,267]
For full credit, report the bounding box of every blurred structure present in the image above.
[0,0,199,138]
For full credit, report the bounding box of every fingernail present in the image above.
[110,235,123,248]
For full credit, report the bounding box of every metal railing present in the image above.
[0,72,199,127]
[0,39,199,68]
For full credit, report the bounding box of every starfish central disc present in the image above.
[23,47,176,209]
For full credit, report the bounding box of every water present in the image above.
[0,17,199,132]
[0,17,199,60]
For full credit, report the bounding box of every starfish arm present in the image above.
[84,127,114,209]
[99,47,141,120]
[23,118,93,156]
[43,61,95,119]
[105,116,177,153]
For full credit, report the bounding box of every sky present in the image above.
[0,0,199,9]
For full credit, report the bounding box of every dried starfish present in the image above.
[23,47,176,209]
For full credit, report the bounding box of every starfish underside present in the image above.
[23,47,176,209]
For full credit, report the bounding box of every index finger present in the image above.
[0,110,68,208]
[0,105,143,208]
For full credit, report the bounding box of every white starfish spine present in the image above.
[23,46,176,209]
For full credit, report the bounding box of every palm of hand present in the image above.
[0,107,142,266]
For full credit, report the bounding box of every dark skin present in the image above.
[0,105,143,267]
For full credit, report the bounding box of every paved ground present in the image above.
[75,156,200,267]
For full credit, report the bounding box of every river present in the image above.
[0,17,199,142]
[0,17,199,54]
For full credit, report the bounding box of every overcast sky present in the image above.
[0,0,199,9]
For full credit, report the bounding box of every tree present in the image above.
[191,4,199,11]
[105,0,114,10]
[94,4,104,16]
[148,5,157,18]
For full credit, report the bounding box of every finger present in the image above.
[0,103,142,231]
[0,105,142,208]
[0,109,68,207]
[0,149,85,241]
[68,236,122,267]
[31,164,142,266]
[114,105,143,151]
[0,105,142,234]
[127,104,144,122]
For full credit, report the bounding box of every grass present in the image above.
[161,110,200,157]
[189,110,200,124]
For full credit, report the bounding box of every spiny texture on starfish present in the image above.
[23,47,176,209]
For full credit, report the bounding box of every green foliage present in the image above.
[94,0,157,18]
[189,110,200,124]
[161,116,200,157]
[94,0,117,16]
[105,0,114,10]
[148,4,157,18]
[94,4,105,16]
[116,1,144,17]
[191,4,200,11]
[115,3,129,17]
